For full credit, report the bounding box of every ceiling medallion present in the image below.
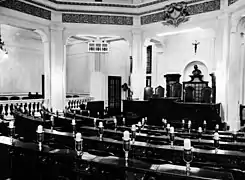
[162,1,189,27]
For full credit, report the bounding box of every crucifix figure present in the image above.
[192,40,200,55]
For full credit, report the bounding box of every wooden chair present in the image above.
[201,86,212,103]
[184,86,195,102]
[155,86,164,98]
[171,82,182,98]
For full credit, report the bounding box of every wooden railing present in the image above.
[0,96,93,120]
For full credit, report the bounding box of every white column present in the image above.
[240,33,245,104]
[50,24,66,112]
[215,13,231,123]
[130,28,144,100]
[227,28,241,131]
[43,40,51,108]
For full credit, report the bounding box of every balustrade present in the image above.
[66,96,94,110]
[0,96,93,121]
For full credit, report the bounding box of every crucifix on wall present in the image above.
[192,40,200,55]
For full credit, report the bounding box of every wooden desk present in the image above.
[123,99,221,128]
[79,126,245,151]
[44,128,245,170]
[0,136,234,180]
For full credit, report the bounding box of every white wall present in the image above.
[153,29,215,92]
[0,27,44,94]
[66,40,130,101]
[105,40,130,105]
[66,43,91,94]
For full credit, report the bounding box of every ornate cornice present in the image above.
[0,0,51,20]
[0,0,221,25]
[45,0,206,8]
[62,13,133,26]
[141,0,220,25]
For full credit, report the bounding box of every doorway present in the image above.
[108,76,121,116]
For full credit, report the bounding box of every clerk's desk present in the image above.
[123,99,221,128]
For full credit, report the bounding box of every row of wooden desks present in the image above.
[44,128,245,171]
[79,126,245,151]
[66,110,245,141]
[0,135,234,180]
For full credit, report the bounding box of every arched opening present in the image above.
[0,24,44,99]
[65,34,130,114]
[183,60,209,82]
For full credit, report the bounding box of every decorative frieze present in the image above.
[0,0,51,20]
[141,0,220,25]
[62,13,133,25]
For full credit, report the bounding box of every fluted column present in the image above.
[49,23,66,112]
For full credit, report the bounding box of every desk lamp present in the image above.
[50,115,54,132]
[203,120,207,132]
[93,118,97,128]
[183,139,193,173]
[215,124,219,132]
[162,119,167,128]
[142,118,145,127]
[170,127,174,148]
[131,125,136,143]
[36,125,44,150]
[75,132,83,156]
[214,132,219,153]
[98,122,104,140]
[123,131,130,161]
[198,127,202,142]
[122,117,126,126]
[187,120,191,133]
[8,121,15,143]
[137,121,142,134]
[182,119,185,130]
[72,119,76,137]
[114,117,117,130]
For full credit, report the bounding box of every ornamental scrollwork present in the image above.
[162,1,189,27]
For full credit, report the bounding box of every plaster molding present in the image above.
[34,28,50,43]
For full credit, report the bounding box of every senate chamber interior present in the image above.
[0,0,245,179]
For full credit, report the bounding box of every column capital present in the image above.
[131,28,142,35]
[50,23,64,31]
